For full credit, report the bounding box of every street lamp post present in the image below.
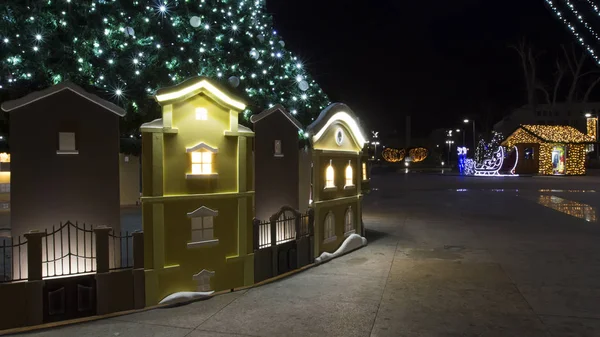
[464,119,476,151]
[456,129,465,146]
[445,140,454,164]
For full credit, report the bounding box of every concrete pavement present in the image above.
[13,173,600,336]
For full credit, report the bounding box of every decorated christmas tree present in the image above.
[0,0,330,137]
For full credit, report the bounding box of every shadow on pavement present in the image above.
[365,228,390,243]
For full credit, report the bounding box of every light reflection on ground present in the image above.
[536,195,597,222]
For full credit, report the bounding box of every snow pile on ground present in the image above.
[159,291,214,306]
[315,234,367,264]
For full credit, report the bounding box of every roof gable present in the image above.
[0,81,126,117]
[154,76,247,111]
[306,103,367,151]
[186,142,218,153]
[250,104,303,130]
[521,125,595,143]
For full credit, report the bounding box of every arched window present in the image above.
[325,160,335,188]
[344,207,354,235]
[324,212,336,243]
[362,162,367,181]
[345,161,353,187]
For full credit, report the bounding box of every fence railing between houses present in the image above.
[0,222,143,283]
[253,207,314,251]
[0,236,27,282]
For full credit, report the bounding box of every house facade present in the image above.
[140,77,254,305]
[304,103,368,256]
[1,82,124,237]
[250,105,303,220]
[502,123,596,175]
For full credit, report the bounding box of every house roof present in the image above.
[519,124,595,144]
[249,104,303,130]
[154,76,247,111]
[306,103,367,146]
[0,81,126,116]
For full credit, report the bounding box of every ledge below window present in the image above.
[323,236,337,244]
[344,229,356,237]
[323,186,337,192]
[344,185,356,190]
[187,239,219,249]
[274,154,284,158]
[57,150,79,155]
[186,173,218,179]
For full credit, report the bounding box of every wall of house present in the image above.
[514,143,540,174]
[162,94,238,196]
[298,148,312,213]
[315,152,361,202]
[10,90,121,237]
[119,154,140,206]
[566,144,587,175]
[253,112,299,220]
[314,197,362,254]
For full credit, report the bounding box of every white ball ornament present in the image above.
[279,41,285,47]
[228,76,240,88]
[190,16,201,28]
[125,27,135,37]
[250,48,259,60]
[298,80,309,91]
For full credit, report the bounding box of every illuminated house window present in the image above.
[187,206,219,248]
[191,151,213,174]
[362,162,367,181]
[57,132,78,155]
[323,212,336,243]
[344,207,354,235]
[344,161,354,188]
[186,143,218,179]
[325,160,335,189]
[196,107,208,120]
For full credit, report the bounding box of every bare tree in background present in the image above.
[511,38,544,112]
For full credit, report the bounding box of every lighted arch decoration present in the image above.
[409,147,428,163]
[382,148,405,163]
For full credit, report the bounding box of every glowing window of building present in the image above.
[325,160,335,188]
[344,206,354,235]
[345,161,353,187]
[196,107,208,120]
[362,162,367,181]
[191,151,213,175]
[324,212,336,243]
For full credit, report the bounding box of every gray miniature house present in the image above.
[250,105,303,220]
[1,82,126,237]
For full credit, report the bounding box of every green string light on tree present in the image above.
[0,0,330,138]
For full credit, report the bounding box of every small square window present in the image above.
[196,108,208,120]
[58,132,77,154]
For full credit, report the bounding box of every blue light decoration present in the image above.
[457,146,468,175]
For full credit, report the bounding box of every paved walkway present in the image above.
[15,173,600,336]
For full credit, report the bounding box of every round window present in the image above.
[335,128,344,146]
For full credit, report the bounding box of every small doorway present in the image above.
[552,145,566,175]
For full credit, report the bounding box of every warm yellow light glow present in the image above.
[0,153,9,163]
[382,148,405,162]
[196,107,208,120]
[312,112,367,146]
[409,148,428,162]
[345,162,353,186]
[325,161,335,188]
[503,125,588,175]
[362,162,367,181]
[155,79,246,110]
[587,117,598,141]
[537,195,596,222]
[191,151,213,174]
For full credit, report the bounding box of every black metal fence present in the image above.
[254,208,313,250]
[109,231,134,270]
[0,236,27,283]
[42,222,96,278]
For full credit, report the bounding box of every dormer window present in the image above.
[186,143,218,179]
[57,132,78,155]
[344,161,354,189]
[325,160,335,189]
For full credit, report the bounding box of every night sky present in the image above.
[267,0,574,138]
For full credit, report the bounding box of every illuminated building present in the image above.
[502,124,596,175]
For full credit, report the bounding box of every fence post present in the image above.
[269,215,278,276]
[132,231,144,269]
[94,226,112,273]
[252,218,260,251]
[294,211,301,240]
[24,231,45,281]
